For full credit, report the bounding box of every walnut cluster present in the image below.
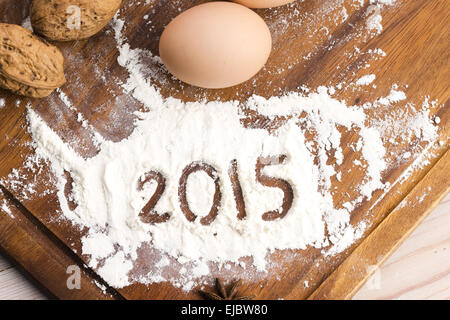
[0,0,122,98]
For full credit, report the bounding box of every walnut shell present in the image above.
[30,0,122,41]
[0,23,66,98]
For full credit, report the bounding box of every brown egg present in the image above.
[232,0,296,9]
[159,2,272,89]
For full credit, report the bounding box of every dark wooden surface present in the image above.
[0,0,448,299]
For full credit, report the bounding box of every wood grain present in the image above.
[354,193,450,300]
[0,0,448,299]
[0,188,120,300]
[1,193,448,300]
[0,254,10,271]
[309,149,450,299]
[0,268,48,300]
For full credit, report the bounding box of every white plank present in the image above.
[354,193,450,300]
[0,268,47,300]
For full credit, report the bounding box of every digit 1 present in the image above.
[228,159,247,220]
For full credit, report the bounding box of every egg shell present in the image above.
[159,2,272,89]
[232,0,296,9]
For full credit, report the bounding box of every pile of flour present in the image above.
[19,0,441,289]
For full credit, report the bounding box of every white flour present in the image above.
[7,0,443,290]
[1,201,13,219]
[356,74,376,86]
[28,79,381,286]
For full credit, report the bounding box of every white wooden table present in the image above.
[1,193,449,300]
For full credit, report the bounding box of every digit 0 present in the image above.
[178,161,222,226]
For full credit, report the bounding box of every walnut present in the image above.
[0,23,66,98]
[30,0,122,41]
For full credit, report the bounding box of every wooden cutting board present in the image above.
[0,0,448,300]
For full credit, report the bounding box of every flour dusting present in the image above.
[2,0,444,291]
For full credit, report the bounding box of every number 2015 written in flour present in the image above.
[137,155,294,225]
